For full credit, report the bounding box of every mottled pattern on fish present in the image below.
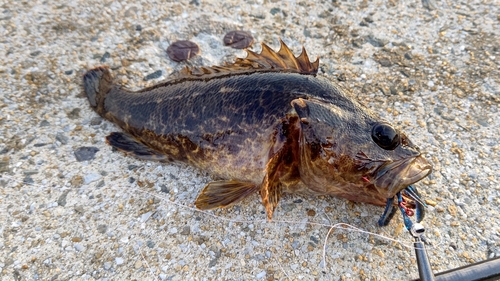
[83,39,432,220]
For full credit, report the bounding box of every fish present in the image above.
[83,39,432,225]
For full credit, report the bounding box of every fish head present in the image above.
[291,97,432,204]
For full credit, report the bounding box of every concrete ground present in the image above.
[1,0,499,280]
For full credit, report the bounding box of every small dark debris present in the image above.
[377,58,393,67]
[135,24,142,31]
[337,73,347,81]
[96,180,105,188]
[128,164,139,170]
[13,270,21,281]
[0,160,10,173]
[90,117,102,125]
[74,146,99,162]
[208,249,221,267]
[143,70,162,81]
[168,173,179,181]
[160,184,169,193]
[30,50,42,57]
[97,224,108,234]
[303,28,312,38]
[180,226,191,235]
[364,16,374,23]
[74,205,84,214]
[34,143,47,147]
[366,35,388,47]
[208,258,218,267]
[310,236,319,244]
[55,133,68,145]
[270,8,281,15]
[404,53,413,60]
[129,177,135,183]
[166,40,200,62]
[100,51,111,63]
[293,199,303,203]
[352,37,365,48]
[40,120,50,127]
[57,190,70,207]
[422,0,437,10]
[64,70,74,75]
[23,176,34,185]
[147,240,155,248]
[390,86,398,95]
[359,20,369,27]
[189,0,200,5]
[223,30,254,49]
[23,169,38,175]
[67,108,81,119]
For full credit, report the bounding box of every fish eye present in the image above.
[371,123,400,150]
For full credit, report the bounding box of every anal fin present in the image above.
[106,132,167,161]
[195,181,259,210]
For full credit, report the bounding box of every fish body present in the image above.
[84,40,431,220]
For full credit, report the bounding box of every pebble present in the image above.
[100,51,111,62]
[55,133,68,145]
[74,147,99,162]
[57,190,70,207]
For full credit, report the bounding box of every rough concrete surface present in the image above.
[1,0,499,280]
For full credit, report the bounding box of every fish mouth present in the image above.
[372,155,432,197]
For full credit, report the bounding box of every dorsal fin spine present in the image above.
[171,38,319,80]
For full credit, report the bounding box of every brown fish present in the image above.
[83,39,432,222]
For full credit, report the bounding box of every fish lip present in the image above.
[371,155,432,197]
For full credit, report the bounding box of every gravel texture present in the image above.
[1,0,499,280]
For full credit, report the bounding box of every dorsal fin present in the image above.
[172,39,319,80]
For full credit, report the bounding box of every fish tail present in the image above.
[83,66,114,115]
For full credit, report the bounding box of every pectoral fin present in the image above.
[106,132,167,161]
[260,173,283,221]
[260,150,285,221]
[195,181,259,210]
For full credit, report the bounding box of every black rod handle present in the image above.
[414,240,435,281]
[412,256,500,281]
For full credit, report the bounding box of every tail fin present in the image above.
[83,66,114,113]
